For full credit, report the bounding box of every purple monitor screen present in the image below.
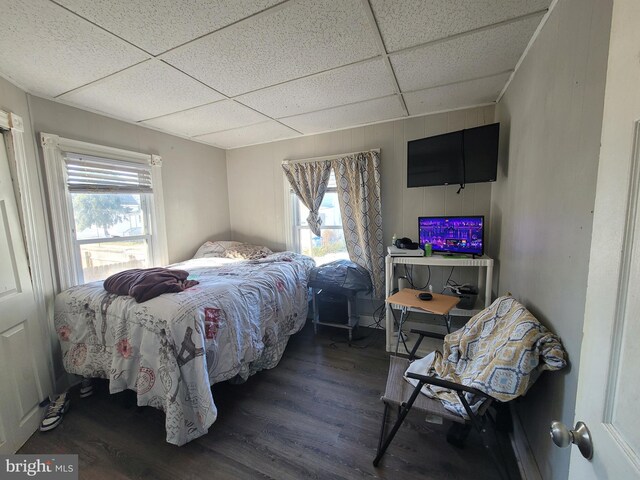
[418,216,484,256]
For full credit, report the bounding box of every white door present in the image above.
[568,1,640,477]
[0,132,50,453]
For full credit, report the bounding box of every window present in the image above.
[42,134,167,289]
[290,170,349,265]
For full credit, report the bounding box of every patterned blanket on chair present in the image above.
[405,296,567,418]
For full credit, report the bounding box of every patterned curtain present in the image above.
[332,151,384,298]
[282,160,332,236]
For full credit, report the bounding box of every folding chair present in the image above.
[374,294,568,478]
[373,329,506,479]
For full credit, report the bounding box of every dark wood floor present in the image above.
[20,323,520,479]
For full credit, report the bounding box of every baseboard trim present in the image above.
[509,403,542,480]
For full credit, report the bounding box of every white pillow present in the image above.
[225,243,273,260]
[193,241,242,259]
[193,241,273,260]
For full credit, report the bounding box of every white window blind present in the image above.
[64,153,153,193]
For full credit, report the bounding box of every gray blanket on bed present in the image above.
[55,252,314,445]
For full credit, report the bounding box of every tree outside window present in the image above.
[70,192,150,283]
[72,194,132,237]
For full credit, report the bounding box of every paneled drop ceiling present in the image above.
[0,0,551,149]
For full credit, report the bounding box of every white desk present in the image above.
[384,253,494,353]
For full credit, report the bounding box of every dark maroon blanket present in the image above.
[103,268,199,303]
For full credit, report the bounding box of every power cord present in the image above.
[405,264,431,290]
[442,268,475,295]
[441,266,456,293]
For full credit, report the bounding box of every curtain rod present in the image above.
[282,148,380,165]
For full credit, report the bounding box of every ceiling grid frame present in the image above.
[0,0,552,149]
[360,0,409,117]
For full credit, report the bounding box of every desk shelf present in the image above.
[385,253,494,353]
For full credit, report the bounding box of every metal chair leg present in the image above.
[456,392,509,480]
[394,306,409,355]
[373,382,424,467]
[376,402,390,454]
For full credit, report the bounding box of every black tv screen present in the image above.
[407,123,499,188]
[407,131,463,187]
[464,123,499,183]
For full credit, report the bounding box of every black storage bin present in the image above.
[308,260,372,343]
[316,291,349,324]
[456,285,479,310]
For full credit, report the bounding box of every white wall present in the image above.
[227,106,495,291]
[491,0,612,478]
[1,74,231,386]
[227,106,496,249]
[28,96,231,263]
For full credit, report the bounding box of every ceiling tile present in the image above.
[371,0,551,52]
[404,73,511,115]
[195,121,300,149]
[280,96,406,134]
[236,58,396,118]
[390,13,543,92]
[54,0,283,55]
[59,60,224,122]
[0,0,148,97]
[162,0,379,96]
[143,100,270,137]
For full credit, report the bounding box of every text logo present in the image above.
[0,455,77,480]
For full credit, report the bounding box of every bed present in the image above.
[53,245,314,446]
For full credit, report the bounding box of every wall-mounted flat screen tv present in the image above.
[418,215,484,256]
[407,123,499,188]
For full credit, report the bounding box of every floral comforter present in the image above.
[54,252,314,445]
